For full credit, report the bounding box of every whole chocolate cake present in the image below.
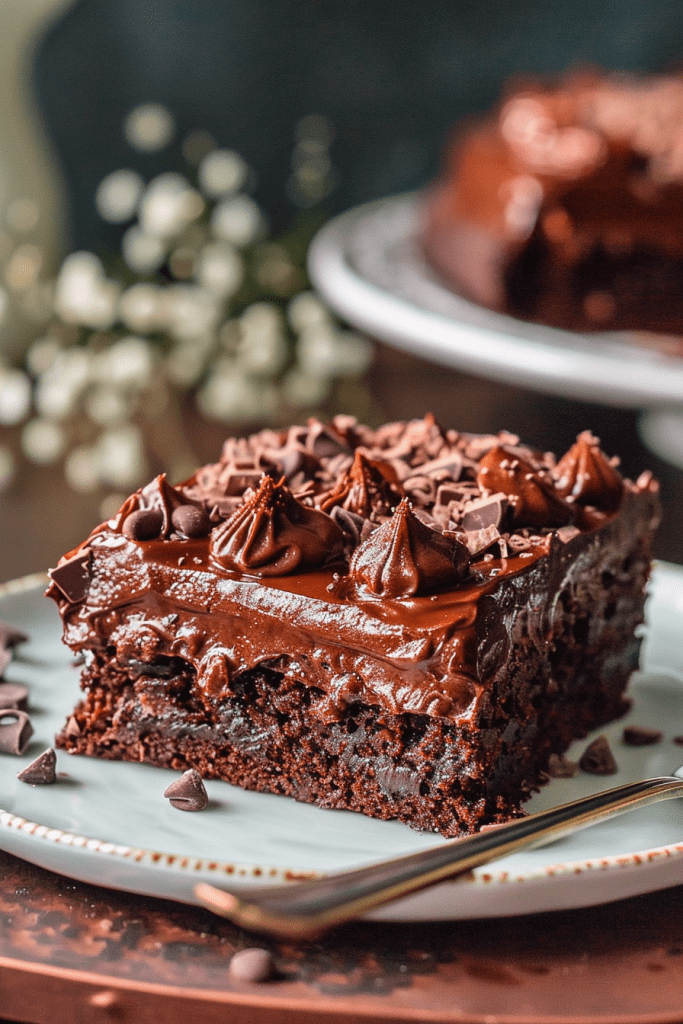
[422,71,683,336]
[47,415,660,836]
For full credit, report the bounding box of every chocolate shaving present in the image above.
[17,748,56,785]
[0,682,29,711]
[622,725,663,746]
[48,549,91,603]
[0,710,33,755]
[164,768,208,811]
[579,735,618,775]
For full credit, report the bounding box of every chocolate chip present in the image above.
[547,753,579,778]
[122,509,164,541]
[171,505,212,538]
[17,748,56,785]
[622,725,663,746]
[0,622,28,649]
[0,710,33,755]
[228,947,276,983]
[49,549,91,603]
[461,492,508,532]
[579,735,618,775]
[0,683,29,711]
[164,769,208,811]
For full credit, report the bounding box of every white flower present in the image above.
[164,343,208,386]
[54,252,120,329]
[210,195,264,247]
[21,419,64,464]
[195,242,244,298]
[124,103,175,153]
[164,284,221,341]
[296,324,373,378]
[121,227,167,274]
[0,369,31,425]
[236,302,287,375]
[26,335,61,375]
[95,425,147,488]
[92,336,154,390]
[287,290,331,332]
[35,348,92,420]
[95,169,145,223]
[198,149,248,197]
[64,446,99,492]
[197,360,277,422]
[139,173,204,238]
[281,368,331,407]
[118,283,165,333]
[84,387,132,426]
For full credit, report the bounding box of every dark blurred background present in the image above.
[1,0,681,579]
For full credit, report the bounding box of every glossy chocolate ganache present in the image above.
[423,71,683,337]
[48,416,659,727]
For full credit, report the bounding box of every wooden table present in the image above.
[2,345,683,1022]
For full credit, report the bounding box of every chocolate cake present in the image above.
[47,415,660,836]
[422,71,683,336]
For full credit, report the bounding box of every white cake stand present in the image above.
[308,193,683,467]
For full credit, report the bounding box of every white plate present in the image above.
[308,193,683,408]
[1,566,683,921]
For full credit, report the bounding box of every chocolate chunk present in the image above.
[0,710,33,755]
[461,493,508,532]
[547,752,579,778]
[460,524,501,557]
[122,508,164,541]
[65,715,81,736]
[17,748,56,785]
[164,769,208,810]
[0,622,28,649]
[171,505,212,538]
[0,682,29,711]
[49,549,91,603]
[306,421,349,460]
[579,735,618,775]
[622,725,663,746]
[228,947,276,983]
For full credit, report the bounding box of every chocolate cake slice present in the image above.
[47,416,660,836]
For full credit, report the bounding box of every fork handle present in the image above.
[195,776,683,938]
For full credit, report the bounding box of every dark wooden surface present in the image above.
[1,343,683,1022]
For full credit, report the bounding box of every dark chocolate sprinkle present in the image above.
[164,769,208,811]
[461,492,508,532]
[622,725,663,746]
[171,505,212,538]
[17,748,56,785]
[579,735,618,775]
[49,549,91,603]
[122,509,164,541]
[0,622,28,648]
[228,947,276,983]
[0,682,29,712]
[0,710,33,755]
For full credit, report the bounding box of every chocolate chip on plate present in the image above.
[547,752,579,778]
[228,948,276,983]
[0,710,33,755]
[122,508,164,541]
[579,735,618,775]
[17,748,56,785]
[0,682,29,711]
[0,622,28,649]
[622,725,663,746]
[164,768,208,811]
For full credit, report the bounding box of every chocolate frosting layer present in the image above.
[348,498,470,599]
[554,431,623,511]
[210,475,345,576]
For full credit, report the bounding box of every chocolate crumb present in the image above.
[0,682,29,712]
[17,748,56,785]
[579,735,618,775]
[164,768,208,811]
[228,947,276,983]
[0,710,33,755]
[622,725,663,746]
[65,716,81,737]
[547,752,579,778]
